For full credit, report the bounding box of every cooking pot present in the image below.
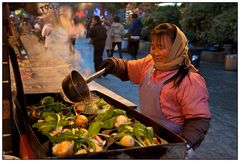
[62,69,106,102]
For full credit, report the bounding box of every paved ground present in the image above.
[75,37,238,160]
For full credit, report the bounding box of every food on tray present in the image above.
[114,115,129,127]
[29,95,168,157]
[119,135,135,147]
[52,140,74,157]
[75,115,88,128]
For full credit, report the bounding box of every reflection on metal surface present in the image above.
[3,80,9,84]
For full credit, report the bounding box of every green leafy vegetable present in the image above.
[49,128,98,152]
[88,108,127,136]
[114,125,134,139]
[88,121,103,137]
[133,122,155,146]
[31,95,162,156]
[95,108,125,122]
[101,116,117,129]
[32,112,69,135]
[41,96,55,107]
[49,129,80,144]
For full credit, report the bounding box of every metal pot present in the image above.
[62,69,106,102]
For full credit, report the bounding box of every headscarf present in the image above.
[153,25,198,72]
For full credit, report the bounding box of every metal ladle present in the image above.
[62,68,106,102]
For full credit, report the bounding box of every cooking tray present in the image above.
[20,91,187,159]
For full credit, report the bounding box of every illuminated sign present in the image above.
[38,3,55,14]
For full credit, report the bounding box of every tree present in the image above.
[208,7,237,44]
[180,3,237,47]
[141,3,181,41]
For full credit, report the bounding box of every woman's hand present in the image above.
[99,58,115,76]
[99,58,129,81]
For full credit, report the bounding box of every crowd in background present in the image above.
[8,7,86,59]
[8,7,143,72]
[87,13,143,59]
[87,13,142,72]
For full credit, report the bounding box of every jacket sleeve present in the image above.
[180,117,211,150]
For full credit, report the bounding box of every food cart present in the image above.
[3,3,187,159]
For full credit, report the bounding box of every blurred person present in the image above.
[58,6,86,56]
[58,5,76,55]
[68,16,79,56]
[127,13,142,59]
[33,18,43,42]
[103,18,113,57]
[85,17,92,38]
[110,16,125,58]
[41,23,53,50]
[41,13,57,49]
[88,15,107,72]
[19,18,32,35]
[100,23,211,159]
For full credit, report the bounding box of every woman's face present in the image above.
[150,34,173,66]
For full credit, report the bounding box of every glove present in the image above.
[100,58,129,81]
[99,58,116,76]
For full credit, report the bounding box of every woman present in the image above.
[103,18,112,57]
[100,23,211,157]
[110,16,125,58]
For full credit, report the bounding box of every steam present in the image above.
[21,5,90,93]
[37,5,87,72]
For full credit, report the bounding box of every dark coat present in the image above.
[128,18,142,36]
[89,23,107,46]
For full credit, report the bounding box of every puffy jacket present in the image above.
[111,22,125,42]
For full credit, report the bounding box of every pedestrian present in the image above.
[68,17,79,56]
[88,15,107,72]
[100,23,211,159]
[19,18,32,35]
[33,18,43,42]
[103,18,112,57]
[110,16,125,58]
[69,27,76,56]
[85,17,92,38]
[127,13,142,59]
[41,23,53,50]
